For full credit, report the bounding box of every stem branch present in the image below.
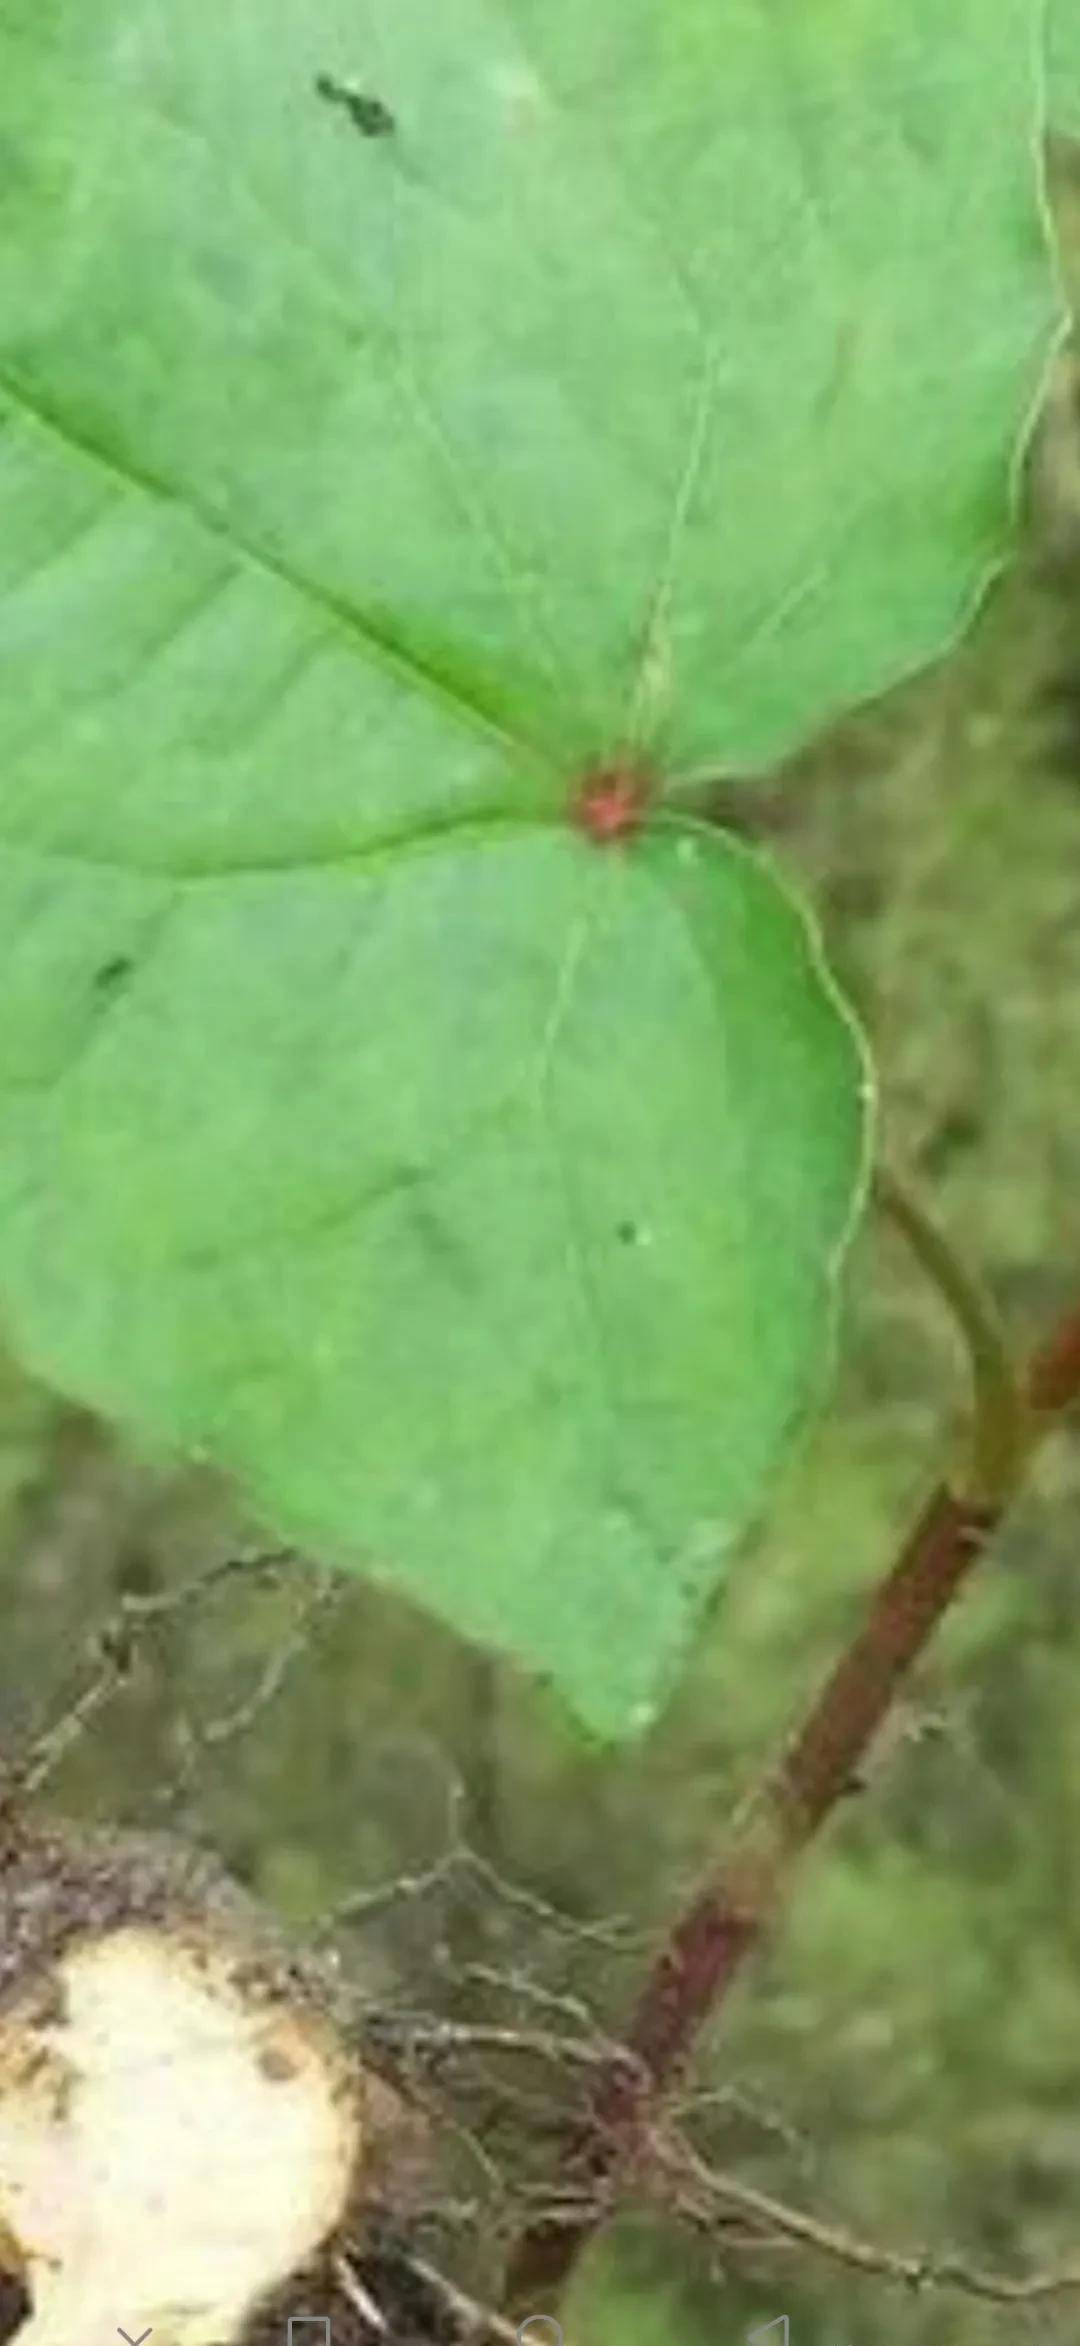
[505,1191,1080,2313]
[872,1163,1027,1504]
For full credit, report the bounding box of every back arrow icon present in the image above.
[117,2329,152,2344]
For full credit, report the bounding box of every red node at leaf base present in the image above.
[571,761,653,845]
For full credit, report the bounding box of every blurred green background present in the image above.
[6,140,1080,2346]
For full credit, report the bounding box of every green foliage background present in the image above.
[4,60,1080,2346]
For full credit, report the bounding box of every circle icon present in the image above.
[516,2320,564,2346]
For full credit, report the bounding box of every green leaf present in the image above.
[0,0,1054,1729]
[0,824,868,1734]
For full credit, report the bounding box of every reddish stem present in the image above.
[1027,1302,1080,1414]
[505,1310,1080,2312]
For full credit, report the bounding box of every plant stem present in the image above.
[505,1199,1080,2314]
[872,1164,1027,1504]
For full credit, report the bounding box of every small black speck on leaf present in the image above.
[615,1220,638,1247]
[314,72,396,138]
[93,955,134,991]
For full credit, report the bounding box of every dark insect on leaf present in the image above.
[314,72,396,139]
[93,956,134,991]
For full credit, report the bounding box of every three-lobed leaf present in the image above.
[0,0,1059,1729]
